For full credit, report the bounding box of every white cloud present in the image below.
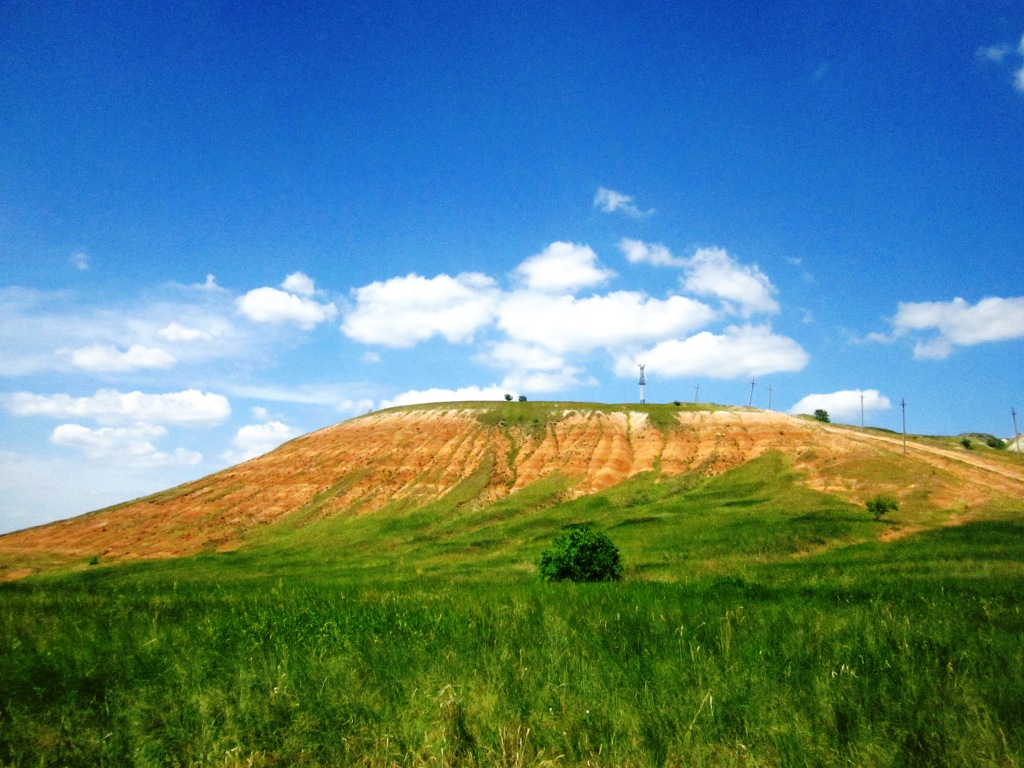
[1016,66,1024,93]
[619,238,684,267]
[593,187,653,218]
[70,251,89,270]
[222,421,300,463]
[5,389,231,427]
[683,247,779,316]
[501,367,589,394]
[224,384,374,414]
[236,286,337,329]
[513,242,615,293]
[67,343,176,372]
[50,423,202,466]
[498,290,716,354]
[789,389,891,421]
[157,322,215,342]
[615,325,809,380]
[475,341,565,372]
[341,272,499,347]
[380,385,511,409]
[977,44,1010,62]
[251,406,270,420]
[890,296,1024,359]
[281,271,317,296]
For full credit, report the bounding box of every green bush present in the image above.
[866,495,899,520]
[961,438,973,450]
[813,409,830,423]
[538,525,622,582]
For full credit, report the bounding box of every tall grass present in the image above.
[2,455,1023,766]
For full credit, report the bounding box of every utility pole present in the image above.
[694,385,700,404]
[767,384,773,411]
[901,398,907,456]
[748,379,756,407]
[1013,407,1022,461]
[860,391,865,429]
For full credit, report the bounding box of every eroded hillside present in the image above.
[2,402,1023,571]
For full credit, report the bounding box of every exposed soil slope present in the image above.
[3,403,1023,569]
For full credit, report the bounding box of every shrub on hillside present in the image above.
[813,409,830,423]
[538,525,622,582]
[866,495,898,520]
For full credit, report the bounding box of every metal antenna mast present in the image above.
[860,391,865,429]
[694,385,700,404]
[767,384,773,411]
[748,379,756,407]
[1013,407,1021,461]
[901,398,907,456]
[638,364,647,404]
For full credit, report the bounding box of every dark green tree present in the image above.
[538,525,622,582]
[866,495,898,520]
[813,409,830,423]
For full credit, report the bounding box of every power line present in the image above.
[901,399,909,454]
[1013,407,1021,461]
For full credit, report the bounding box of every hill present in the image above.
[2,401,1023,579]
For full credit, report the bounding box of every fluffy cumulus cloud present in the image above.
[513,242,615,293]
[615,325,809,380]
[237,287,337,329]
[788,389,892,422]
[222,421,300,463]
[5,389,231,427]
[593,187,653,218]
[280,272,317,296]
[498,291,716,355]
[342,272,499,347]
[890,296,1024,359]
[236,274,337,330]
[50,423,202,466]
[67,343,176,372]
[682,248,779,316]
[380,385,511,409]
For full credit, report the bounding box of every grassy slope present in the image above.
[2,431,1024,765]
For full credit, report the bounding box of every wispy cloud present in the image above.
[50,422,202,466]
[594,187,654,218]
[887,296,1024,359]
[5,388,231,427]
[70,251,89,270]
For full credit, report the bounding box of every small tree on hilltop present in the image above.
[518,395,527,402]
[538,525,623,582]
[813,409,830,423]
[504,393,513,402]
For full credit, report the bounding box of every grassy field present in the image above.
[2,453,1023,766]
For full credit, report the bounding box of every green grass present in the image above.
[2,453,1024,766]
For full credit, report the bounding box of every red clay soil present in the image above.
[2,405,1023,573]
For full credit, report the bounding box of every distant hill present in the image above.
[3,401,1023,579]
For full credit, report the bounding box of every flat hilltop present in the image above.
[2,401,1022,578]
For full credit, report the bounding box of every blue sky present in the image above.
[2,1,1024,533]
